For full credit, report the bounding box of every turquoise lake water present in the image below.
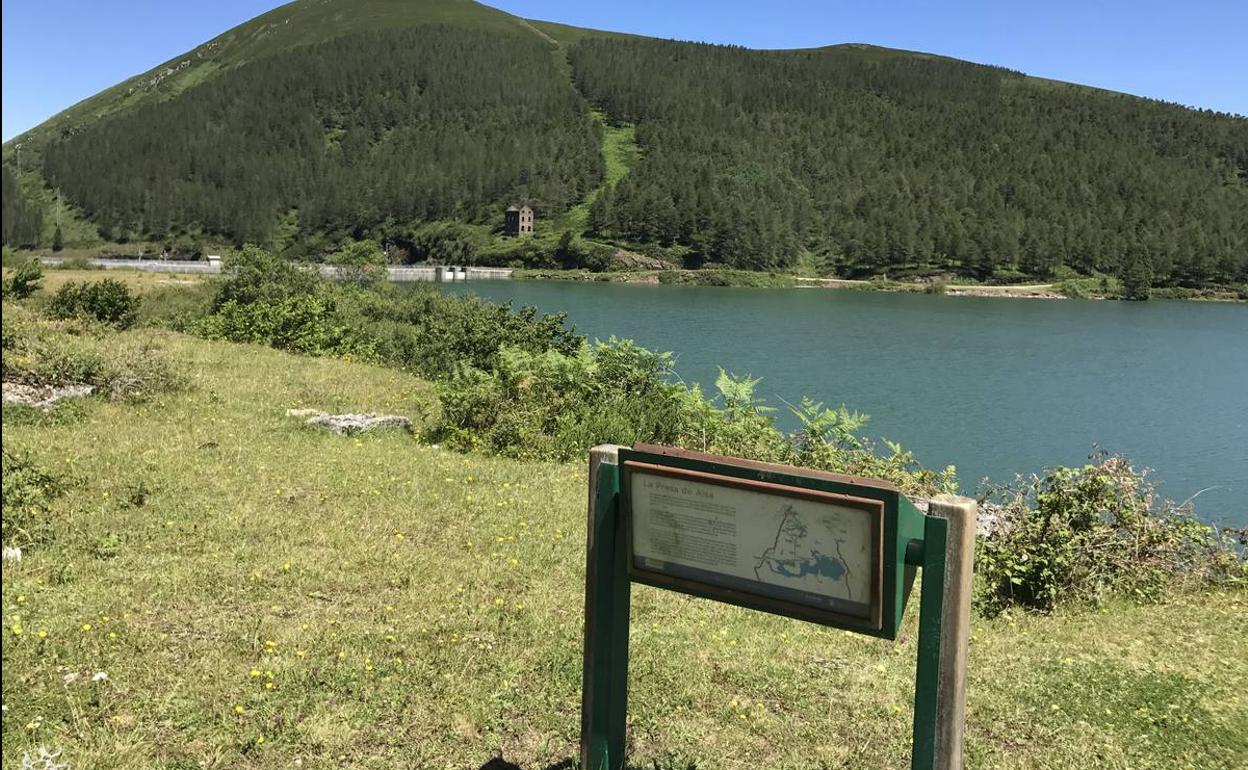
[437,280,1248,527]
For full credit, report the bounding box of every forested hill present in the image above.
[4,0,1246,287]
[571,39,1248,285]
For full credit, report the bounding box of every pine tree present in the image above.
[1120,255,1154,301]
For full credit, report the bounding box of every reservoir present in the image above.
[438,281,1248,527]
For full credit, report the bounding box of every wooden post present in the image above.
[581,445,628,770]
[928,495,977,770]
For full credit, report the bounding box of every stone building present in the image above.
[504,205,534,237]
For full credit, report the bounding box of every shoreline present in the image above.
[10,255,1245,302]
[514,268,1246,302]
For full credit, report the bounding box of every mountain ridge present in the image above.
[12,0,1229,152]
[3,0,1245,289]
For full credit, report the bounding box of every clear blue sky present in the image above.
[4,0,1245,141]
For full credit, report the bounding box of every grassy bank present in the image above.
[516,268,1248,301]
[516,268,799,288]
[3,331,1245,769]
[23,268,206,295]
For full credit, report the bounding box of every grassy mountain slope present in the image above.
[3,0,1246,288]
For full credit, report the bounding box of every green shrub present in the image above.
[48,279,141,328]
[432,339,690,460]
[329,239,387,286]
[924,279,948,295]
[1,259,43,299]
[214,244,321,310]
[192,294,377,360]
[338,284,578,378]
[187,245,578,376]
[976,455,1246,616]
[1,446,64,547]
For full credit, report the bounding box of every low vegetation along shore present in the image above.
[3,253,1246,769]
[15,251,1247,302]
[517,266,1247,301]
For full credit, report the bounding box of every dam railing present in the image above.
[37,257,511,282]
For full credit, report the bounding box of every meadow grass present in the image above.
[30,269,206,295]
[2,332,1245,769]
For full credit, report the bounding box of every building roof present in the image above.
[506,205,520,212]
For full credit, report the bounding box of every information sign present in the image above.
[581,444,977,770]
[624,461,883,630]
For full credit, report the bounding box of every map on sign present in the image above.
[753,503,858,600]
[627,467,877,619]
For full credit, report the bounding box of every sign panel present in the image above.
[584,444,974,770]
[622,452,886,632]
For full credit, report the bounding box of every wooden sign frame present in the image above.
[621,458,887,633]
[619,444,926,640]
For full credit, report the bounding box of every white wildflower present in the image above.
[2,546,21,562]
[91,671,108,683]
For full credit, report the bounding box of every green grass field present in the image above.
[2,330,1246,769]
[12,268,206,294]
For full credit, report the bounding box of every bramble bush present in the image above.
[976,453,1247,615]
[2,302,182,401]
[48,278,141,328]
[1,446,64,548]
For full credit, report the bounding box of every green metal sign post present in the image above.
[580,445,976,770]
